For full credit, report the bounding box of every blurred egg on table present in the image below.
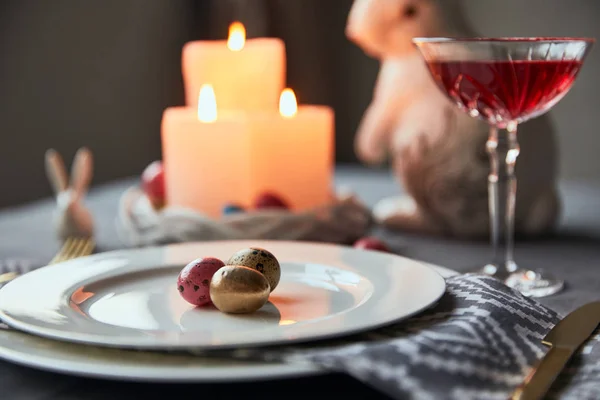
[227,247,281,292]
[177,257,225,306]
[210,265,270,314]
[353,237,390,253]
[254,192,289,210]
[222,203,245,215]
[141,160,165,209]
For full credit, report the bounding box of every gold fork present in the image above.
[48,236,95,264]
[0,237,95,286]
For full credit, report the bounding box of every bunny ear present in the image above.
[70,147,93,199]
[45,149,69,195]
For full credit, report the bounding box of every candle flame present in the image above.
[227,22,246,51]
[279,88,297,118]
[198,84,217,123]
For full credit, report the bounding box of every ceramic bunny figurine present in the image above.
[346,0,559,238]
[45,147,94,240]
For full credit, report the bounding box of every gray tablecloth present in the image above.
[1,166,600,399]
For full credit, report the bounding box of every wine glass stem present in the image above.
[504,122,520,273]
[486,122,520,276]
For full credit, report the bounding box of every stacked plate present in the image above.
[0,240,449,382]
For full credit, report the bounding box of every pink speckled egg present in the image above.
[177,257,225,306]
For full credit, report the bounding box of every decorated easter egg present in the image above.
[222,203,245,215]
[353,237,390,253]
[141,160,165,209]
[226,247,281,292]
[177,257,225,306]
[254,192,289,210]
[210,265,270,314]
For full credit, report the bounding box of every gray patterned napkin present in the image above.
[211,275,600,400]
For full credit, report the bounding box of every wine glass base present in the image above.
[472,264,564,298]
[472,263,510,279]
[504,270,564,298]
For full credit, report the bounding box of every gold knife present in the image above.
[511,301,600,400]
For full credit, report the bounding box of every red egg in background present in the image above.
[141,160,165,208]
[254,192,289,210]
[353,237,391,253]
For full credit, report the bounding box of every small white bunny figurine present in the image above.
[45,147,94,241]
[346,0,560,238]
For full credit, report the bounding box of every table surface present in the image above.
[1,166,600,399]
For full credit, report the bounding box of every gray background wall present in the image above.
[0,0,598,208]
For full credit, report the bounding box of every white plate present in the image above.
[0,241,446,351]
[0,268,457,384]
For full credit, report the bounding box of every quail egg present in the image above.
[210,265,270,314]
[226,247,281,291]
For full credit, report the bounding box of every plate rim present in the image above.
[0,240,446,351]
[0,328,322,383]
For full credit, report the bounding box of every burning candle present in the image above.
[162,85,253,215]
[182,22,286,111]
[247,89,334,210]
[162,87,334,217]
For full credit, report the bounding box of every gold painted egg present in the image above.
[209,265,270,314]
[226,247,281,292]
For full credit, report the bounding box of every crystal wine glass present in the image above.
[413,37,594,297]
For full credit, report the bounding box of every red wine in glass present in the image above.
[413,37,593,298]
[426,60,583,125]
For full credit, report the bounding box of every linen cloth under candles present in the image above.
[115,187,373,247]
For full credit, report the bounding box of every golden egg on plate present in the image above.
[226,247,281,292]
[209,265,270,314]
